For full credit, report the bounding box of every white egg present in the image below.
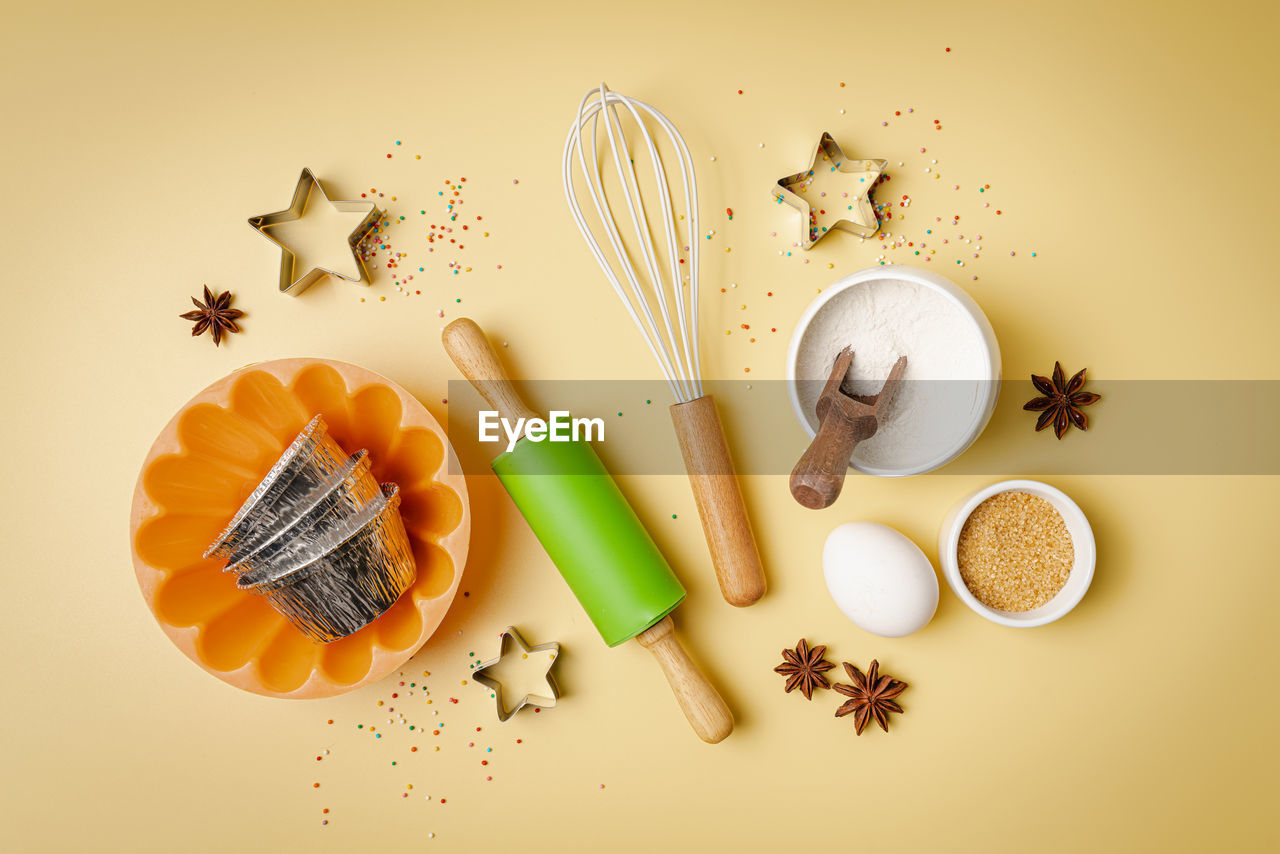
[823,522,939,637]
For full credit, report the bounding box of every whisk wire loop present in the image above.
[596,94,688,400]
[563,83,704,403]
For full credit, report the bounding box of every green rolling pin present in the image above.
[443,318,733,744]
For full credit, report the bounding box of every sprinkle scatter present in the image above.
[716,82,1036,379]
[356,178,492,298]
[350,145,513,309]
[308,636,566,828]
[764,103,1034,281]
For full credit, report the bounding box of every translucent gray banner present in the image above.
[445,380,1280,475]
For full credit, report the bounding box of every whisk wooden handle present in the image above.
[441,318,539,423]
[634,616,733,744]
[670,395,766,607]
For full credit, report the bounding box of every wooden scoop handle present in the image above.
[789,404,869,510]
[670,396,766,607]
[441,318,539,423]
[634,616,733,744]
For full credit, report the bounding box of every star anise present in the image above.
[180,286,244,346]
[833,659,907,734]
[773,638,836,700]
[1022,361,1100,439]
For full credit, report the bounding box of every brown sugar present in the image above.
[957,491,1073,612]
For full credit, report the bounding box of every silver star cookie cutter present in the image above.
[773,132,887,249]
[248,167,382,296]
[472,627,561,722]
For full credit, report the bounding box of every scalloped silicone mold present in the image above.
[129,359,470,698]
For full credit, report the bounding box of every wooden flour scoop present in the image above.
[790,348,907,510]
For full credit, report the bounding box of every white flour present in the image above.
[795,278,988,471]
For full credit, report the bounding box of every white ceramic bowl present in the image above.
[937,479,1096,628]
[785,266,1001,476]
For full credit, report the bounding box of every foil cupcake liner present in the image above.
[203,414,347,561]
[223,450,379,579]
[237,484,416,643]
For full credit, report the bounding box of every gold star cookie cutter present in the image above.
[472,627,561,722]
[248,167,382,296]
[773,133,887,249]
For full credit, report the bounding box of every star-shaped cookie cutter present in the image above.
[773,133,887,249]
[472,627,561,722]
[248,167,382,296]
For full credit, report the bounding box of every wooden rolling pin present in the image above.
[443,318,733,743]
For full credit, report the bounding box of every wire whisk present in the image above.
[562,84,702,404]
[562,83,766,607]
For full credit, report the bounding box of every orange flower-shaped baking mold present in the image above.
[129,359,470,698]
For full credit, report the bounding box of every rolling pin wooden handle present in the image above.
[669,395,766,607]
[634,616,733,744]
[441,318,539,423]
[789,408,862,510]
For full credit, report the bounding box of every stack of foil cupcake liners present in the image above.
[204,414,417,642]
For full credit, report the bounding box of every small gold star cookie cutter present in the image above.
[773,133,887,249]
[248,167,382,296]
[472,627,561,722]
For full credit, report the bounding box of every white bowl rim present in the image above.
[938,478,1096,628]
[784,265,1001,477]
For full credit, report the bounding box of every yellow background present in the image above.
[2,0,1277,850]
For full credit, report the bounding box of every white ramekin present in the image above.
[784,266,1001,477]
[937,479,1096,628]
